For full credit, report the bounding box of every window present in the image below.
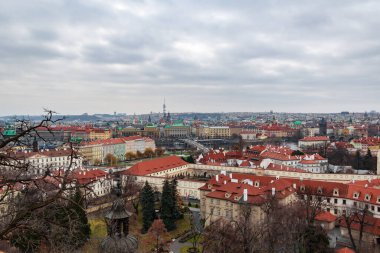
[365,194,371,201]
[353,192,359,199]
[343,200,346,205]
[327,198,330,203]
[334,199,338,204]
[372,206,375,211]
[378,207,380,212]
[334,209,338,215]
[354,202,357,207]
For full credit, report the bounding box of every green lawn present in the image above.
[180,245,202,253]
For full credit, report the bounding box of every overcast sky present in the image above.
[0,0,379,115]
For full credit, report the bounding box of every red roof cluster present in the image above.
[200,173,295,205]
[123,156,188,176]
[81,136,153,146]
[351,137,380,146]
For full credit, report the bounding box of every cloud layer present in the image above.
[0,0,379,115]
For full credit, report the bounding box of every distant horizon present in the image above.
[0,109,377,118]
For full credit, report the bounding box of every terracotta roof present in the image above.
[335,247,355,253]
[81,136,152,146]
[9,149,74,159]
[315,211,337,223]
[200,173,295,205]
[70,169,108,184]
[300,136,330,142]
[123,156,188,176]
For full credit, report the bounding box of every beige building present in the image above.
[197,126,231,139]
[163,124,191,138]
[199,173,297,226]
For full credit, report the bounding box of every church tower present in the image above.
[163,97,166,119]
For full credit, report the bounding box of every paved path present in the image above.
[169,208,202,253]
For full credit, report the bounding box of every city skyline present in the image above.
[1,1,380,115]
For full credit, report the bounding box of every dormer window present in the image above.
[254,181,260,187]
[317,187,323,195]
[300,185,305,192]
[225,193,231,198]
[365,194,371,201]
[353,192,359,199]
[377,196,380,203]
[333,188,339,196]
[208,184,212,189]
[234,196,240,201]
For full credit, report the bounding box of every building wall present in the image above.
[191,164,380,182]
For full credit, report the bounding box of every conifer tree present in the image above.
[160,179,176,231]
[170,178,181,219]
[141,181,156,233]
[69,187,91,247]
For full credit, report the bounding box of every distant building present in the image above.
[298,136,330,149]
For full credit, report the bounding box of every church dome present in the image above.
[101,234,138,253]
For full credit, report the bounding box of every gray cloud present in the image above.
[0,0,379,115]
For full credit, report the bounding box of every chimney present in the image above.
[272,187,275,196]
[243,189,248,201]
[224,180,227,185]
[216,175,219,182]
[293,183,296,189]
[229,173,233,179]
[221,170,226,175]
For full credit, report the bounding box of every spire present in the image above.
[163,97,166,117]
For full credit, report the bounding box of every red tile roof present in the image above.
[300,136,330,142]
[123,156,188,176]
[200,173,295,205]
[335,247,355,253]
[70,169,108,184]
[315,211,337,223]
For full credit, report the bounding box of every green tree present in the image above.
[353,150,363,170]
[160,179,176,231]
[69,187,91,247]
[170,178,181,220]
[291,150,305,156]
[141,181,156,233]
[301,225,330,253]
[363,149,374,171]
[10,229,42,253]
[182,155,195,163]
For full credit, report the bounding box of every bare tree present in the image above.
[0,111,92,252]
[340,206,370,253]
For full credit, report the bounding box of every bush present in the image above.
[195,203,199,208]
[188,202,192,207]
